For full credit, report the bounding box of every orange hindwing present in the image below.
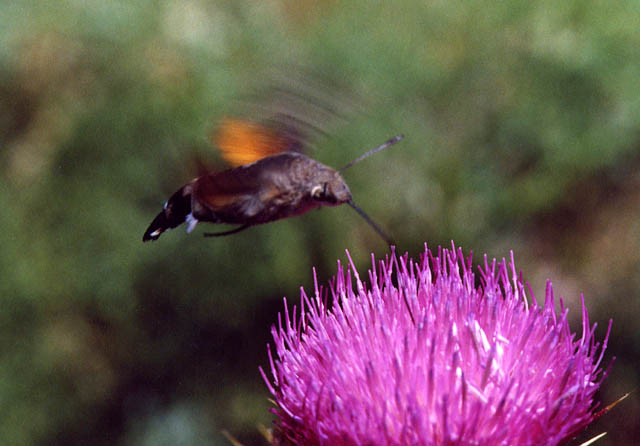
[214,118,295,167]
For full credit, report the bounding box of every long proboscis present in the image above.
[347,200,394,246]
[339,134,404,172]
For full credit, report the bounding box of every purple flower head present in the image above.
[261,244,613,446]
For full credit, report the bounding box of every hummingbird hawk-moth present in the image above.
[143,112,402,245]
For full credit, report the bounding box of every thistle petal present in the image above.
[261,244,613,446]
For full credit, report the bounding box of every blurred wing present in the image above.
[214,118,300,167]
[212,72,359,167]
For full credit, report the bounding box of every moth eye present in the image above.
[311,185,323,199]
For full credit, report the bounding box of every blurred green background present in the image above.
[1,0,639,444]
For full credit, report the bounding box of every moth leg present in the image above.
[185,213,199,233]
[203,224,252,238]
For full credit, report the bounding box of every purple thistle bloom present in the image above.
[261,244,613,446]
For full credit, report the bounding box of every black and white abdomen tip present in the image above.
[142,187,194,242]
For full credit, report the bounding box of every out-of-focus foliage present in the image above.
[1,0,638,445]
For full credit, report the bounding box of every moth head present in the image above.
[310,173,352,206]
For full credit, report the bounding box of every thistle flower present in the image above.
[261,244,613,446]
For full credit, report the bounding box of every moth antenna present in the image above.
[339,134,404,172]
[347,200,394,246]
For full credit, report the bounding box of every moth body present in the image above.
[143,152,351,241]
